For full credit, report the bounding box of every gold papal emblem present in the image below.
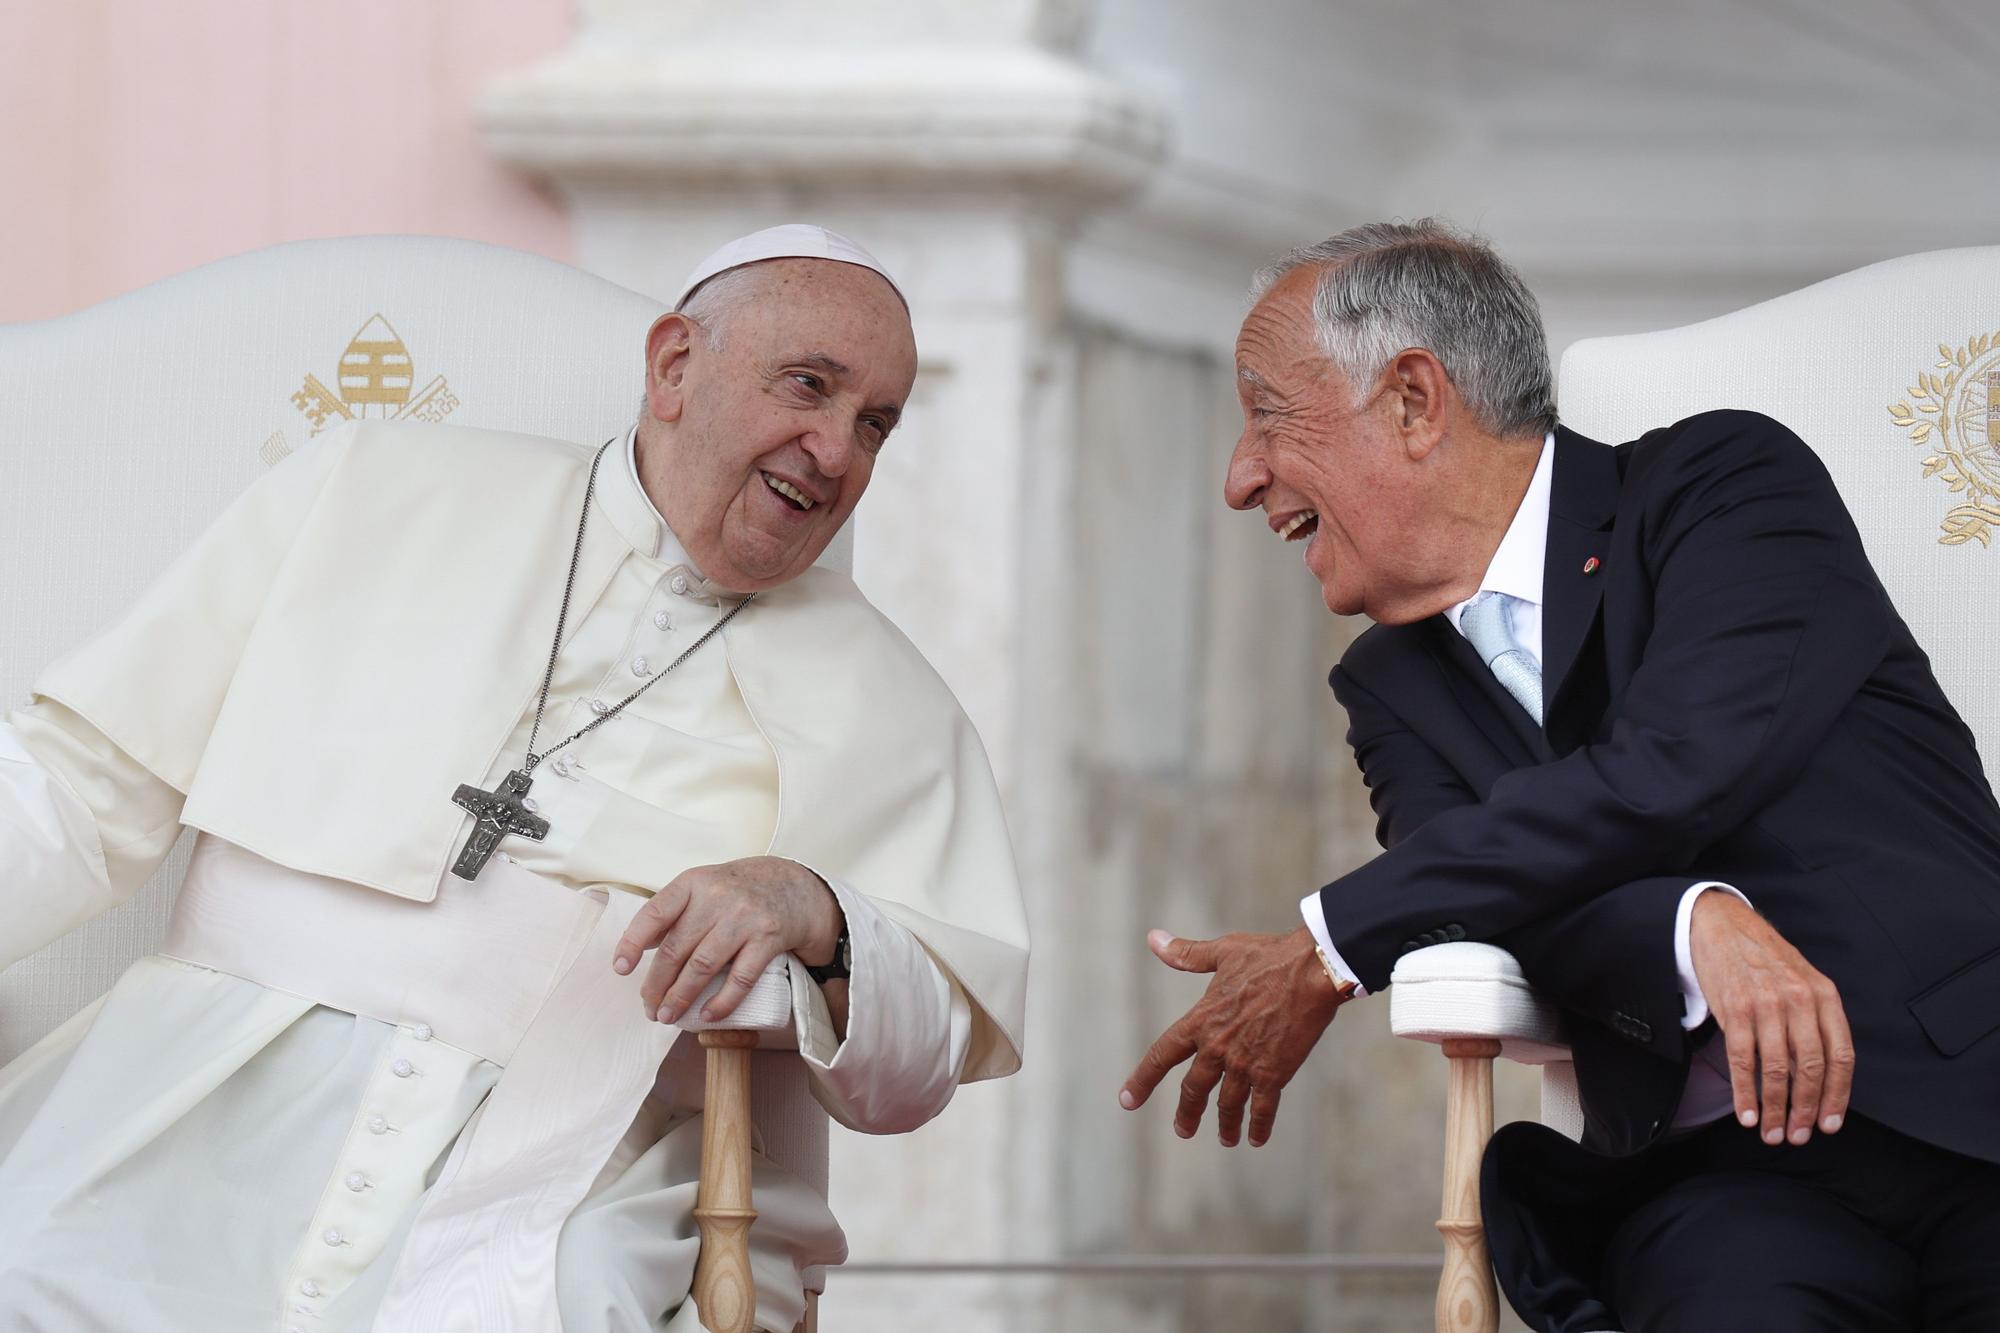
[1889,328,2000,546]
[262,315,460,467]
[289,313,459,433]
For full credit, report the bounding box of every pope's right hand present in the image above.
[611,856,844,1026]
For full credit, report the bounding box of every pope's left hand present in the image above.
[1120,925,1349,1147]
[613,856,844,1024]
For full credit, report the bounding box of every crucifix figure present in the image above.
[450,768,550,880]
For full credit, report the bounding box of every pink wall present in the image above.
[0,0,574,322]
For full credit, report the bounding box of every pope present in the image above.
[0,226,1029,1332]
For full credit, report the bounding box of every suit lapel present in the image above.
[1541,427,1620,724]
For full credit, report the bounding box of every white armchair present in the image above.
[0,236,832,1333]
[1388,245,2000,1333]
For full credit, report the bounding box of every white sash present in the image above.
[162,835,798,1331]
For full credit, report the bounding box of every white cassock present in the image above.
[0,422,1029,1332]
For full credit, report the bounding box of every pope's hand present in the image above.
[1119,925,1347,1147]
[613,856,844,1024]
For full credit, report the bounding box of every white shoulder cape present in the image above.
[36,422,1028,1080]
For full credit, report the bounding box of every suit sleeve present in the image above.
[1332,663,1480,848]
[1333,661,1692,1053]
[1319,414,1891,991]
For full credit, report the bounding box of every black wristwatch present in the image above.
[804,921,851,984]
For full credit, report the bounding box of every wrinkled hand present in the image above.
[613,856,843,1025]
[1119,925,1348,1147]
[1690,890,1854,1146]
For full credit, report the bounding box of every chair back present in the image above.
[0,236,831,1198]
[1561,247,2000,783]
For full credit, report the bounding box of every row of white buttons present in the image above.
[297,1021,439,1308]
[302,1020,436,1302]
[634,595,688,675]
[556,599,681,739]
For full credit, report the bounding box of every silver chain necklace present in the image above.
[448,440,752,879]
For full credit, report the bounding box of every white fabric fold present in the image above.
[148,837,845,1332]
[0,719,116,963]
[374,884,682,1330]
[792,871,971,1134]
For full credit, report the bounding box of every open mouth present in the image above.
[1277,510,1318,543]
[762,472,815,511]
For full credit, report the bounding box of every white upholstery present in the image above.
[1391,245,2000,1152]
[1563,246,2000,767]
[1389,942,1568,1065]
[682,963,803,1035]
[0,235,834,1203]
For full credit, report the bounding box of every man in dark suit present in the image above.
[1119,219,2000,1330]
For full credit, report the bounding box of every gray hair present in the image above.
[674,263,768,350]
[1251,218,1556,440]
[638,266,772,417]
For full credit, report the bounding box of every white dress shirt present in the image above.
[1299,432,1740,1128]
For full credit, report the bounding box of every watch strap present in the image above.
[804,920,851,984]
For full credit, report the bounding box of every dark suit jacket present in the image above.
[1323,411,2000,1167]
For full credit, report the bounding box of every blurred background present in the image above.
[4,1,1991,1328]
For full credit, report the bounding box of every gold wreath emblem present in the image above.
[1889,328,2000,546]
[262,314,461,468]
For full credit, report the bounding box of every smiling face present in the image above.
[637,258,918,592]
[1223,266,1434,620]
[1224,266,1534,624]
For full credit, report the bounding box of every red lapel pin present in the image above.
[1582,556,1601,575]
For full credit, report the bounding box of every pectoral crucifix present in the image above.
[450,768,550,880]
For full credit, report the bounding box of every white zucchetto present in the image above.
[672,224,906,309]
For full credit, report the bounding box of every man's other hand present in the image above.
[1119,925,1348,1147]
[1690,890,1855,1146]
[613,856,844,1024]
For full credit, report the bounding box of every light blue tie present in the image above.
[1460,590,1543,725]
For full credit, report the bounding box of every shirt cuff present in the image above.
[778,861,970,1134]
[1298,890,1369,999]
[1675,880,1749,1030]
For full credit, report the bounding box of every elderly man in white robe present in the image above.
[0,227,1028,1332]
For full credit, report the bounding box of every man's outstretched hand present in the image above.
[1690,890,1855,1146]
[1120,925,1350,1147]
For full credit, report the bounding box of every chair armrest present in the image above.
[1389,942,1570,1066]
[677,956,805,1333]
[673,956,798,1037]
